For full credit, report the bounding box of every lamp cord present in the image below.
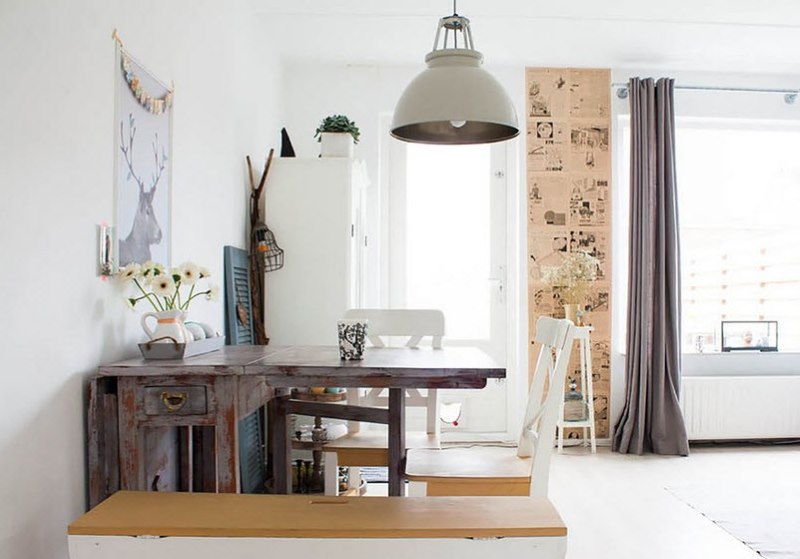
[453,0,458,48]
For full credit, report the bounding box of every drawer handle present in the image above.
[160,391,188,412]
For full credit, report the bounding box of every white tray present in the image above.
[138,335,225,360]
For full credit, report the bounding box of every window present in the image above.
[677,119,800,353]
[619,116,800,353]
[404,143,491,340]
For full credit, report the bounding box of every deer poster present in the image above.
[114,41,173,268]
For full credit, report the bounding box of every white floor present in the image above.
[549,443,799,559]
[364,443,799,558]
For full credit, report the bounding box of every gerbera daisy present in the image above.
[180,262,200,286]
[152,275,177,297]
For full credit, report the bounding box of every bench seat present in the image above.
[68,491,567,559]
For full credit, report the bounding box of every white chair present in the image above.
[323,309,445,495]
[405,316,575,497]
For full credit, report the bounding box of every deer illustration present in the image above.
[118,114,167,266]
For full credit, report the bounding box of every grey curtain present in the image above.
[612,78,689,456]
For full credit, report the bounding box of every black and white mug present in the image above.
[337,319,368,360]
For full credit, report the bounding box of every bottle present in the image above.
[563,377,588,421]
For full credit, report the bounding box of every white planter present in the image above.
[320,132,354,158]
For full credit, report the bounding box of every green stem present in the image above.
[133,278,163,311]
[183,288,209,309]
[181,285,196,310]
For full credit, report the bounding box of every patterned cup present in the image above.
[337,319,368,360]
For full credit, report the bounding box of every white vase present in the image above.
[141,309,190,343]
[320,132,354,157]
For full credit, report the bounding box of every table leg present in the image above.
[117,377,143,491]
[269,395,292,494]
[214,376,240,493]
[388,388,406,497]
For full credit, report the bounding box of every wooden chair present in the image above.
[322,308,445,495]
[405,316,575,497]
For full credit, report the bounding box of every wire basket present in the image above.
[252,221,284,272]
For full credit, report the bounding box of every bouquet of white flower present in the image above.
[541,251,600,305]
[117,261,219,311]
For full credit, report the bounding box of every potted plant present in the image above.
[314,114,360,157]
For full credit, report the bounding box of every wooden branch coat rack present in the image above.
[246,148,275,345]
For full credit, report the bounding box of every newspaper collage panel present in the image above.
[526,68,612,439]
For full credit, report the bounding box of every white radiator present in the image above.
[681,376,800,441]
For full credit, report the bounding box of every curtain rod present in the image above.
[612,82,798,104]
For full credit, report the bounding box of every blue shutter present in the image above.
[223,246,265,493]
[224,246,255,346]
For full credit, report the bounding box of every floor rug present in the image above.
[667,479,800,558]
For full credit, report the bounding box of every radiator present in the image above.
[681,376,800,441]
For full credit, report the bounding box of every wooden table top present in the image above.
[97,345,286,376]
[98,345,506,389]
[249,345,506,388]
[68,491,566,539]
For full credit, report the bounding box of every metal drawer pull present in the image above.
[160,391,188,412]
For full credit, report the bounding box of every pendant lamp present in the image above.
[391,9,519,145]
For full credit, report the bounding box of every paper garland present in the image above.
[121,51,173,115]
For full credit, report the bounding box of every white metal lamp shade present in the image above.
[391,15,519,145]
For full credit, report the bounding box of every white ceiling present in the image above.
[254,0,800,75]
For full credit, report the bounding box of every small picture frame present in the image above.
[721,321,778,352]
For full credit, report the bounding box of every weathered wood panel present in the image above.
[88,377,120,508]
[98,345,291,377]
[117,377,143,491]
[287,401,389,424]
[213,376,239,493]
[238,376,273,419]
[268,396,291,494]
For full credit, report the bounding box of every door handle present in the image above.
[488,278,505,303]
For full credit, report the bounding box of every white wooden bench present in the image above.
[68,491,567,559]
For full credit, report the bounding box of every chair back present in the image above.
[518,316,575,497]
[343,308,444,348]
[343,309,445,435]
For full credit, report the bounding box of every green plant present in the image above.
[314,114,361,144]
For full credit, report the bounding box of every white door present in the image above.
[386,134,508,435]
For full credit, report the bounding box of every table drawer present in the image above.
[144,386,208,416]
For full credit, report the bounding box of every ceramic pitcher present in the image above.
[141,309,190,343]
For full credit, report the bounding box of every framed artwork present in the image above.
[721,321,778,352]
[114,41,173,268]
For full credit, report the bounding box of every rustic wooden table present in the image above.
[251,345,506,496]
[89,345,505,504]
[90,346,284,506]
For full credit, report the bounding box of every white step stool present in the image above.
[556,325,596,453]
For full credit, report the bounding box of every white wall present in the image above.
[0,1,281,557]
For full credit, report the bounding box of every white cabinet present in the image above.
[263,158,367,345]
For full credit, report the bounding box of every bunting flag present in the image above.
[113,29,173,115]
